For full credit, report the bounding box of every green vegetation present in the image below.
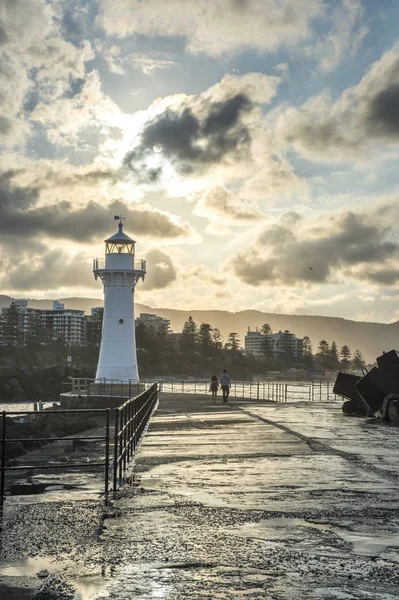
[0,315,367,381]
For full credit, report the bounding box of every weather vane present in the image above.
[113,215,125,222]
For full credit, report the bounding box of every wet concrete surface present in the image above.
[1,394,399,599]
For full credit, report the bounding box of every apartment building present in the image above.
[1,300,85,346]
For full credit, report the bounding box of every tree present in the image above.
[135,321,149,351]
[226,332,240,352]
[198,323,213,356]
[149,321,171,360]
[329,341,340,370]
[317,340,331,370]
[261,323,273,358]
[340,345,352,371]
[352,349,365,372]
[182,316,198,353]
[211,327,223,350]
[279,330,295,367]
[302,336,313,370]
[261,323,272,335]
[318,340,330,356]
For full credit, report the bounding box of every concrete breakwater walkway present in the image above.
[1,393,399,599]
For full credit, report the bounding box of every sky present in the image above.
[2,0,399,323]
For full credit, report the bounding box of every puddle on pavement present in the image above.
[227,517,399,561]
[141,455,394,512]
[0,556,111,599]
[334,529,399,558]
[313,588,399,600]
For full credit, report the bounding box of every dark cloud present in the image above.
[279,49,399,159]
[142,249,177,290]
[0,173,193,243]
[124,93,253,181]
[368,83,399,136]
[0,25,8,45]
[231,210,399,287]
[355,268,399,285]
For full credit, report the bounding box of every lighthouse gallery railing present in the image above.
[93,257,146,271]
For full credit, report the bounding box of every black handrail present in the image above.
[0,382,158,512]
[112,383,158,496]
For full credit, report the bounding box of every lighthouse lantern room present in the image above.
[93,217,146,382]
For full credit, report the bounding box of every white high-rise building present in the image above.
[93,219,146,382]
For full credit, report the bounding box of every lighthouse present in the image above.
[93,218,146,382]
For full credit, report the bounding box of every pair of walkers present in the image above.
[210,370,231,403]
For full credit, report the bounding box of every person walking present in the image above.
[220,369,231,403]
[210,374,219,403]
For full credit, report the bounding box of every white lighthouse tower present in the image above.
[93,218,146,382]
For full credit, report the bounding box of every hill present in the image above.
[0,295,397,362]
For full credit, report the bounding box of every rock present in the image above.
[36,570,49,579]
[33,574,76,600]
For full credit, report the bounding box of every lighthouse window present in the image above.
[119,318,124,324]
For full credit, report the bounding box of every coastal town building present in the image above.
[245,327,303,359]
[244,328,266,357]
[0,300,84,346]
[84,307,104,346]
[136,313,170,333]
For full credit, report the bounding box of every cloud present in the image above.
[230,205,399,287]
[0,0,94,147]
[97,0,324,57]
[277,42,399,161]
[142,249,177,290]
[306,0,368,73]
[0,248,92,292]
[195,187,265,222]
[180,264,227,287]
[0,170,196,243]
[97,41,177,75]
[30,70,122,148]
[125,94,252,181]
[124,72,280,182]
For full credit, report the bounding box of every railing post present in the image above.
[119,406,124,484]
[113,409,119,496]
[284,384,288,402]
[104,409,110,504]
[0,412,6,511]
[257,382,260,401]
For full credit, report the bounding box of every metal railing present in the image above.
[144,379,338,403]
[61,378,150,398]
[0,383,158,513]
[93,257,146,272]
[113,383,158,492]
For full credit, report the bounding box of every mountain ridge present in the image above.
[0,295,396,362]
